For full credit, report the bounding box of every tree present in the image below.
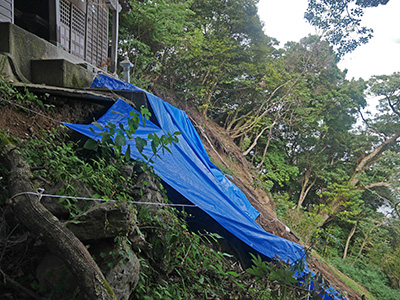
[314,73,400,225]
[119,0,194,87]
[176,0,271,116]
[305,0,390,57]
[240,37,366,207]
[0,143,117,300]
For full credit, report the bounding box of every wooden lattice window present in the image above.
[59,0,71,51]
[58,0,109,69]
[71,4,85,58]
[86,0,109,69]
[0,0,14,23]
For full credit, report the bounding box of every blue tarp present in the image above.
[65,74,343,300]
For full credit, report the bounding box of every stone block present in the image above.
[31,59,94,88]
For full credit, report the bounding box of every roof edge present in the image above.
[105,0,131,13]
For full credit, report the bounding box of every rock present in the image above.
[41,180,95,219]
[91,239,140,300]
[131,172,166,212]
[40,181,69,218]
[37,240,141,300]
[129,231,152,252]
[120,164,134,179]
[65,202,137,241]
[105,240,140,300]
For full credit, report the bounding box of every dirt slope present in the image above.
[150,87,366,300]
[0,84,366,299]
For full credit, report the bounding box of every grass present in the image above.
[312,251,376,300]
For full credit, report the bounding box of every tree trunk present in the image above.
[351,237,368,268]
[243,126,269,156]
[203,81,218,117]
[343,222,357,260]
[228,82,290,140]
[351,219,384,267]
[1,144,117,300]
[257,123,275,169]
[297,168,317,211]
[350,132,400,186]
[318,133,400,225]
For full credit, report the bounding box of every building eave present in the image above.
[105,0,131,13]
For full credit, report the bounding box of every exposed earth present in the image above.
[0,83,369,299]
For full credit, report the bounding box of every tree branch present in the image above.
[358,108,387,139]
[350,132,400,186]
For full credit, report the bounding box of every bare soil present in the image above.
[150,87,366,300]
[0,86,366,299]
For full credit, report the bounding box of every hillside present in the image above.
[149,86,368,300]
[2,1,400,299]
[0,78,372,299]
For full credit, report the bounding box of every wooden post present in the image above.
[110,4,120,74]
[48,0,60,46]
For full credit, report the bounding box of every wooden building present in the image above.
[0,0,13,23]
[0,0,130,73]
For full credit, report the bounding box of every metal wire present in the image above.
[11,189,199,208]
[0,97,63,124]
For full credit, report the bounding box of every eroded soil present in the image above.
[0,86,366,299]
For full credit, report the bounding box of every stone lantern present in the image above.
[120,57,133,82]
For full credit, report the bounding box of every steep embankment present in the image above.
[150,86,369,300]
[0,82,369,299]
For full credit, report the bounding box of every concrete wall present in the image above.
[0,22,96,87]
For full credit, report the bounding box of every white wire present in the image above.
[11,190,199,208]
[0,97,63,124]
[1,97,198,208]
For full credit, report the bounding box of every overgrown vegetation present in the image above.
[0,79,327,299]
[116,1,400,298]
[2,0,400,298]
[329,258,400,300]
[0,124,321,299]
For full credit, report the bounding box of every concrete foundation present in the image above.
[0,22,96,87]
[31,59,94,88]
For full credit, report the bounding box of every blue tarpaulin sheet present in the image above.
[65,75,343,300]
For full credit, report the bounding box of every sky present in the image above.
[257,0,400,80]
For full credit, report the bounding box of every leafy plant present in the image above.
[0,75,53,110]
[83,107,181,164]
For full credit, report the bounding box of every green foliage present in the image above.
[318,182,363,219]
[330,258,400,300]
[2,0,399,297]
[0,77,53,110]
[374,245,400,289]
[16,129,305,300]
[132,207,248,299]
[119,0,194,87]
[368,72,400,135]
[275,193,323,246]
[305,0,389,57]
[83,106,181,164]
[259,149,299,188]
[245,254,340,299]
[246,254,297,285]
[20,128,140,216]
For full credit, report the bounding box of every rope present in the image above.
[11,189,199,208]
[0,97,63,124]
[2,91,196,208]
